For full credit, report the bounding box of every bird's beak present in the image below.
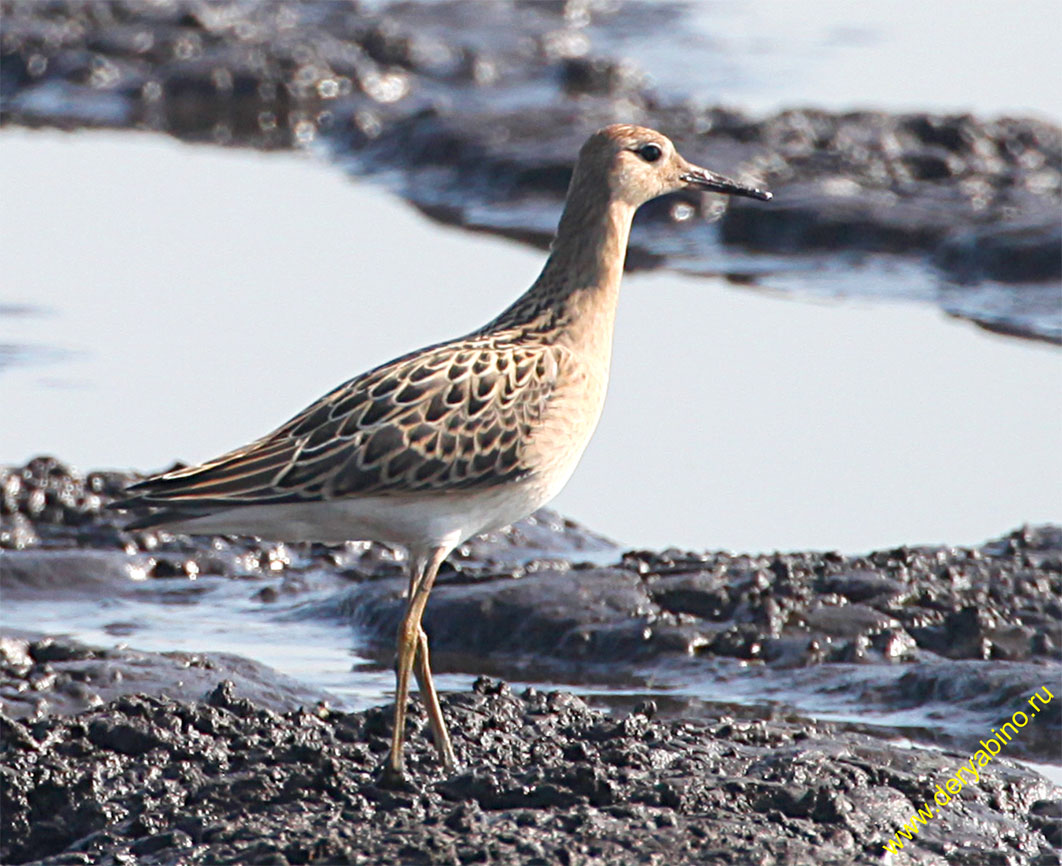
[680,164,772,201]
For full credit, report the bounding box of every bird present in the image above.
[113,124,771,786]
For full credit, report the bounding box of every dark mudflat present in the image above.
[2,678,1059,865]
[5,456,1059,762]
[0,629,336,721]
[3,450,1062,767]
[1,459,1061,862]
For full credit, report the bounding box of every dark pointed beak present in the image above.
[680,165,772,201]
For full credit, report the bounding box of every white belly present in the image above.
[161,368,605,555]
[160,475,563,554]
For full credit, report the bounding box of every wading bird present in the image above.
[115,124,771,785]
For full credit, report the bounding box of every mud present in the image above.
[341,525,1062,672]
[317,520,1062,761]
[4,454,1061,765]
[1,629,334,722]
[2,678,1059,865]
[2,456,1062,860]
[1,0,1059,342]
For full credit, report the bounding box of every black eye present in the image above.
[637,143,662,163]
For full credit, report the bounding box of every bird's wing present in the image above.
[119,338,565,509]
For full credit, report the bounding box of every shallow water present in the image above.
[1,0,1059,813]
[3,131,1060,762]
[2,130,1060,554]
[675,0,1061,121]
[3,0,1059,346]
[344,0,1061,121]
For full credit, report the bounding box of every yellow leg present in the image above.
[380,546,448,786]
[414,625,456,771]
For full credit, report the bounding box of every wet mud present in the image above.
[1,0,1059,342]
[2,679,1059,865]
[1,629,335,722]
[3,456,1061,862]
[5,456,1061,753]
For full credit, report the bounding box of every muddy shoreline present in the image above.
[2,455,1060,862]
[1,4,1060,858]
[2,0,1059,342]
[3,679,1059,865]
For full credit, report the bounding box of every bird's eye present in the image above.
[637,143,663,163]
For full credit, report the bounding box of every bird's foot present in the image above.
[435,742,459,775]
[375,761,413,791]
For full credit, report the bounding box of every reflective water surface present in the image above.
[2,125,1059,778]
[2,0,1059,790]
[2,131,1059,554]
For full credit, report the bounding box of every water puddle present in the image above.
[2,131,1058,553]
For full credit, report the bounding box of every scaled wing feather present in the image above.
[124,338,563,508]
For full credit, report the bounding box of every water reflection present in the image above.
[1,130,1059,553]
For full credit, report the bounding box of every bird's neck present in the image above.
[489,189,635,354]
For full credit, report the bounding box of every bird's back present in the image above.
[116,321,605,541]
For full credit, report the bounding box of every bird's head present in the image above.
[577,123,772,209]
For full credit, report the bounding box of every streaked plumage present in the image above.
[123,339,565,511]
[115,124,771,785]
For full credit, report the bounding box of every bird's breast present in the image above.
[522,352,610,503]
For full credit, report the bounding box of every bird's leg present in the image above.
[378,555,426,787]
[413,625,457,771]
[380,546,447,787]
